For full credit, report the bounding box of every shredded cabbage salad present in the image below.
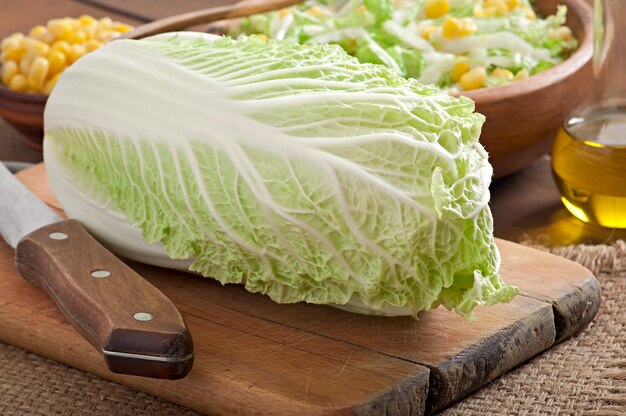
[230,0,578,91]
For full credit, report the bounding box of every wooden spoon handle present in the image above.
[120,0,304,40]
[15,219,193,379]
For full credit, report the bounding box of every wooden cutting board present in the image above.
[0,164,600,416]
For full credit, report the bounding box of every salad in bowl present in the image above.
[229,0,578,92]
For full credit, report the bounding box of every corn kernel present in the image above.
[8,73,27,92]
[42,72,61,95]
[1,33,24,50]
[421,24,438,39]
[492,67,514,80]
[23,38,50,56]
[451,61,471,82]
[442,17,477,38]
[548,26,573,41]
[460,67,487,90]
[27,56,48,91]
[484,0,509,16]
[98,17,113,30]
[256,34,268,43]
[68,44,86,63]
[278,8,292,18]
[473,5,497,18]
[83,24,97,40]
[514,68,529,80]
[0,43,25,62]
[97,30,119,42]
[28,25,48,41]
[113,23,133,33]
[1,59,18,85]
[47,50,67,76]
[424,0,450,19]
[66,30,87,44]
[51,40,72,57]
[307,6,325,16]
[47,19,73,40]
[79,15,98,26]
[85,39,103,52]
[358,4,367,14]
[19,54,35,75]
[506,0,521,10]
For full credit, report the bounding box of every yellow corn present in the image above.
[307,6,325,16]
[23,38,50,56]
[98,17,114,31]
[113,23,133,33]
[421,24,438,39]
[8,73,28,92]
[492,67,514,80]
[68,44,86,63]
[442,17,477,38]
[97,30,119,42]
[278,8,292,18]
[451,61,471,82]
[28,56,49,91]
[473,5,497,18]
[67,30,87,44]
[1,33,24,51]
[1,59,18,85]
[460,67,487,90]
[506,0,521,10]
[0,44,24,63]
[42,73,61,95]
[19,54,35,75]
[548,26,573,41]
[79,15,97,26]
[51,40,72,57]
[28,25,48,41]
[47,50,67,76]
[256,34,268,43]
[47,18,73,40]
[484,0,509,16]
[358,4,368,14]
[424,0,450,19]
[85,39,102,52]
[2,16,133,92]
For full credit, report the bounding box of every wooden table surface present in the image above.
[1,0,623,248]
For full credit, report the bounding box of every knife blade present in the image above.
[0,162,193,379]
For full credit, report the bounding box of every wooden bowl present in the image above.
[460,0,593,178]
[0,0,593,175]
[0,84,47,150]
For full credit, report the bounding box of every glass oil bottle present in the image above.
[551,0,626,228]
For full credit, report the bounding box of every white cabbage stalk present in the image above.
[44,33,517,318]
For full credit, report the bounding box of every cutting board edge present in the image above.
[520,274,600,342]
[424,298,556,414]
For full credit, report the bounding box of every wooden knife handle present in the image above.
[15,219,193,380]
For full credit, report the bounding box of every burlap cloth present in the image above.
[1,242,624,416]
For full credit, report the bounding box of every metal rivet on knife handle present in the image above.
[91,270,111,279]
[133,312,153,322]
[48,232,68,240]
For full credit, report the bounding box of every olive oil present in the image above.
[552,103,626,228]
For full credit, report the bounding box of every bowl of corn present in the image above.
[0,15,133,149]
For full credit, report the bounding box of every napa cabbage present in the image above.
[43,33,517,318]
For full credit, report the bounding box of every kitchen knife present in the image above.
[0,162,193,379]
